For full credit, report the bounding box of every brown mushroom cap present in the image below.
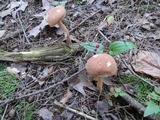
[85,53,117,76]
[45,6,66,27]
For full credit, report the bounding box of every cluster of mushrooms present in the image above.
[45,6,117,91]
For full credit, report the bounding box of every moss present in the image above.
[0,64,18,99]
[120,75,153,102]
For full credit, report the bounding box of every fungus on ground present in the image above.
[85,53,117,91]
[45,5,71,43]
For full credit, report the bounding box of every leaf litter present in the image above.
[131,50,160,79]
[69,58,96,96]
[0,0,160,119]
[0,0,28,18]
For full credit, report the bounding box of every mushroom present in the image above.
[85,53,117,91]
[45,6,71,43]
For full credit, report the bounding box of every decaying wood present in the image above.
[121,92,160,120]
[0,43,83,62]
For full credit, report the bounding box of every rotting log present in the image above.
[121,93,160,120]
[0,43,83,62]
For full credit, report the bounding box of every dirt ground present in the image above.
[0,0,160,120]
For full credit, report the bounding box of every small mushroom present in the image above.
[85,53,117,91]
[45,6,71,43]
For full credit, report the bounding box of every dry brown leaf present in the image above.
[69,58,96,95]
[0,0,28,18]
[131,50,160,79]
[34,108,53,120]
[0,30,6,38]
[42,0,51,10]
[150,30,160,40]
[97,21,108,31]
[28,19,48,37]
[60,88,72,104]
[7,67,20,75]
[38,67,49,79]
[95,100,112,120]
[28,0,52,37]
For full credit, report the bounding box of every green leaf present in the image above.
[109,41,137,55]
[144,101,160,117]
[154,87,160,95]
[149,92,160,101]
[54,1,67,6]
[115,87,122,93]
[80,42,104,53]
[114,93,119,97]
[119,92,127,97]
[106,14,114,25]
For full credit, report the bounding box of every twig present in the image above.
[17,13,31,44]
[0,68,85,106]
[121,93,160,120]
[121,58,155,87]
[69,10,101,33]
[0,30,23,42]
[1,104,8,120]
[98,30,111,43]
[53,100,96,120]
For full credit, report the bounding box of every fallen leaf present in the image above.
[60,88,72,104]
[0,0,28,18]
[131,50,160,79]
[69,58,96,95]
[38,67,49,79]
[149,30,160,40]
[95,100,111,120]
[42,0,51,10]
[7,67,20,75]
[141,24,151,31]
[137,18,150,25]
[97,21,108,30]
[0,30,6,38]
[28,19,48,37]
[34,108,53,120]
[106,14,114,25]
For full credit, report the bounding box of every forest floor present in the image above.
[0,0,160,120]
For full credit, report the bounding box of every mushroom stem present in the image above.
[58,21,71,43]
[97,76,103,91]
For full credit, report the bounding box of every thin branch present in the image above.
[121,58,155,87]
[17,12,31,44]
[98,30,111,43]
[1,104,8,120]
[0,68,85,106]
[121,93,160,120]
[69,10,101,33]
[53,100,96,120]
